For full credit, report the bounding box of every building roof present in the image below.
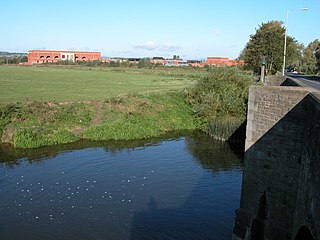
[28,50,101,54]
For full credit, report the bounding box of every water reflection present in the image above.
[0,131,243,240]
[0,131,192,167]
[185,132,244,172]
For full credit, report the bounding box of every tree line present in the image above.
[239,20,320,75]
[0,56,27,65]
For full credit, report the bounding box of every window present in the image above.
[62,55,65,59]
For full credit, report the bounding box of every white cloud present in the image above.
[211,28,222,37]
[158,43,181,52]
[80,46,90,51]
[134,41,181,52]
[134,41,158,50]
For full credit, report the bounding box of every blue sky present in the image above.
[1,0,319,60]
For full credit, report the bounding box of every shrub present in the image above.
[186,66,254,133]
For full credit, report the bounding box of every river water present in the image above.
[0,132,243,240]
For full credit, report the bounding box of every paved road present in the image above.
[286,73,320,91]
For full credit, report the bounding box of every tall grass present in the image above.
[186,67,254,140]
[0,91,198,148]
[1,101,95,148]
[83,92,197,141]
[13,128,78,148]
[0,103,22,137]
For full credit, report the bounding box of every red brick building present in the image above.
[201,57,244,67]
[150,57,167,65]
[27,50,101,64]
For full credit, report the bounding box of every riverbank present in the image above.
[0,65,254,148]
[0,91,199,148]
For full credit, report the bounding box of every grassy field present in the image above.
[0,65,253,148]
[0,66,195,103]
[0,65,201,148]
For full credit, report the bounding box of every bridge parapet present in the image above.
[265,75,309,87]
[246,86,311,150]
[233,76,320,240]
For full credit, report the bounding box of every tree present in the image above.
[240,21,302,74]
[300,39,320,74]
[137,58,151,68]
[315,42,320,73]
[173,55,180,60]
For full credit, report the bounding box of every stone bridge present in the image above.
[233,76,320,240]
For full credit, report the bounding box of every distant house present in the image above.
[150,57,167,65]
[27,50,101,64]
[165,59,188,67]
[101,57,129,63]
[201,57,244,67]
[187,60,202,67]
[128,58,141,63]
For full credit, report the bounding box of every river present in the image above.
[0,132,243,240]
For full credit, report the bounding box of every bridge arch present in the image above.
[294,225,313,240]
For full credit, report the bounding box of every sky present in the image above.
[1,0,319,60]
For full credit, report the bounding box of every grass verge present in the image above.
[83,91,197,140]
[0,91,198,148]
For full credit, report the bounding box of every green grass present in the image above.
[1,101,96,148]
[13,128,78,148]
[83,92,198,141]
[0,65,254,148]
[0,66,194,103]
[0,91,198,148]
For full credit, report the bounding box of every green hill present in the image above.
[0,51,27,57]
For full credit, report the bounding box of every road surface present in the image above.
[287,73,320,90]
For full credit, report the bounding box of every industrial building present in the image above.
[27,50,244,67]
[27,50,101,64]
[202,57,244,67]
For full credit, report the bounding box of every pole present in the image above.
[282,8,308,76]
[260,64,265,83]
[282,10,289,76]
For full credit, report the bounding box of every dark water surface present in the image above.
[0,133,243,240]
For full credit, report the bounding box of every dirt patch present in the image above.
[71,126,86,135]
[91,100,103,125]
[1,125,15,144]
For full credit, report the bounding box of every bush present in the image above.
[186,66,254,133]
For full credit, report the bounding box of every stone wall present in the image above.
[264,76,287,86]
[233,78,320,240]
[245,86,310,150]
[292,93,320,239]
